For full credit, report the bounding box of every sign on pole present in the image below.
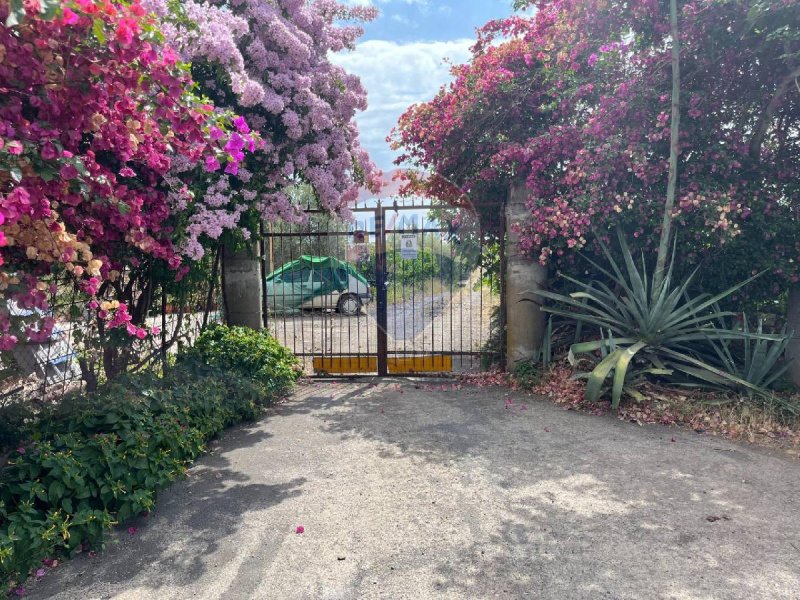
[400,234,418,260]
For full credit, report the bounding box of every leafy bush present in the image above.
[0,363,271,593]
[537,230,786,410]
[181,324,301,397]
[513,360,541,390]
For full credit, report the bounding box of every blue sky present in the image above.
[333,0,517,172]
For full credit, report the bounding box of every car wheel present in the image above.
[338,294,360,316]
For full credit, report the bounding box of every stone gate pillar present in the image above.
[222,242,264,330]
[505,182,548,369]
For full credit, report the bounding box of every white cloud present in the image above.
[332,38,472,170]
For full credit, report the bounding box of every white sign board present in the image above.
[400,234,418,260]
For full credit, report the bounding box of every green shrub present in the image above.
[0,364,267,593]
[181,324,301,396]
[513,360,541,390]
[537,229,786,410]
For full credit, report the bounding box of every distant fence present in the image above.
[0,252,223,409]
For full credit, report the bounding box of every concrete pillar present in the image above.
[222,242,263,330]
[505,182,548,369]
[786,286,800,388]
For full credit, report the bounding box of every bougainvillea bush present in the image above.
[0,0,379,381]
[0,0,255,363]
[392,0,800,308]
[144,0,382,243]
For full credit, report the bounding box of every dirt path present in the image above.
[26,380,800,600]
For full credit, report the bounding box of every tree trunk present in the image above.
[786,286,800,387]
[222,242,263,330]
[653,0,682,292]
[505,181,548,369]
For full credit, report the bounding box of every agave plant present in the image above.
[704,316,790,396]
[535,229,781,409]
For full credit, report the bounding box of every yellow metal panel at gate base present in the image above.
[388,355,452,374]
[312,355,452,374]
[313,356,377,374]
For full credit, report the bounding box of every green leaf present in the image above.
[610,341,647,410]
[49,481,66,502]
[10,167,22,183]
[92,19,106,43]
[585,349,623,402]
[5,0,22,26]
[40,0,61,19]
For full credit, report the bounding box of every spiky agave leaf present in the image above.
[533,229,775,407]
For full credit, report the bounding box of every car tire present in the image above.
[337,294,361,316]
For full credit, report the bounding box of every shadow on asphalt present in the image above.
[27,380,800,599]
[261,381,798,600]
[28,422,306,598]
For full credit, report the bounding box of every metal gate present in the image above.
[262,198,500,376]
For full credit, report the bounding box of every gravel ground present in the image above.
[25,379,800,600]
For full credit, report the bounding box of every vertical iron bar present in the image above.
[260,222,269,329]
[375,206,388,376]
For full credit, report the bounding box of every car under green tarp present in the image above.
[264,255,371,315]
[267,255,367,286]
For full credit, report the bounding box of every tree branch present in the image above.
[749,65,800,161]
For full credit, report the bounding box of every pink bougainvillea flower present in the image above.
[233,116,250,134]
[14,586,25,596]
[61,7,79,25]
[16,446,25,454]
[209,126,224,141]
[295,525,304,534]
[6,140,23,155]
[40,142,58,160]
[35,568,46,579]
[127,527,137,535]
[59,164,79,180]
[119,166,136,177]
[204,156,221,172]
[41,558,57,568]
[115,18,137,47]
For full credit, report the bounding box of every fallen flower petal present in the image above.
[295,525,305,534]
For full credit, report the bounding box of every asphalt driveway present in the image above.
[26,380,800,599]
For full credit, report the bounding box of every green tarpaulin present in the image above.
[266,255,367,287]
[264,256,369,313]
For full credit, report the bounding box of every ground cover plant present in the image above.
[0,324,299,595]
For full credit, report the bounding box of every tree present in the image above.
[144,0,382,327]
[393,0,800,307]
[0,0,254,369]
